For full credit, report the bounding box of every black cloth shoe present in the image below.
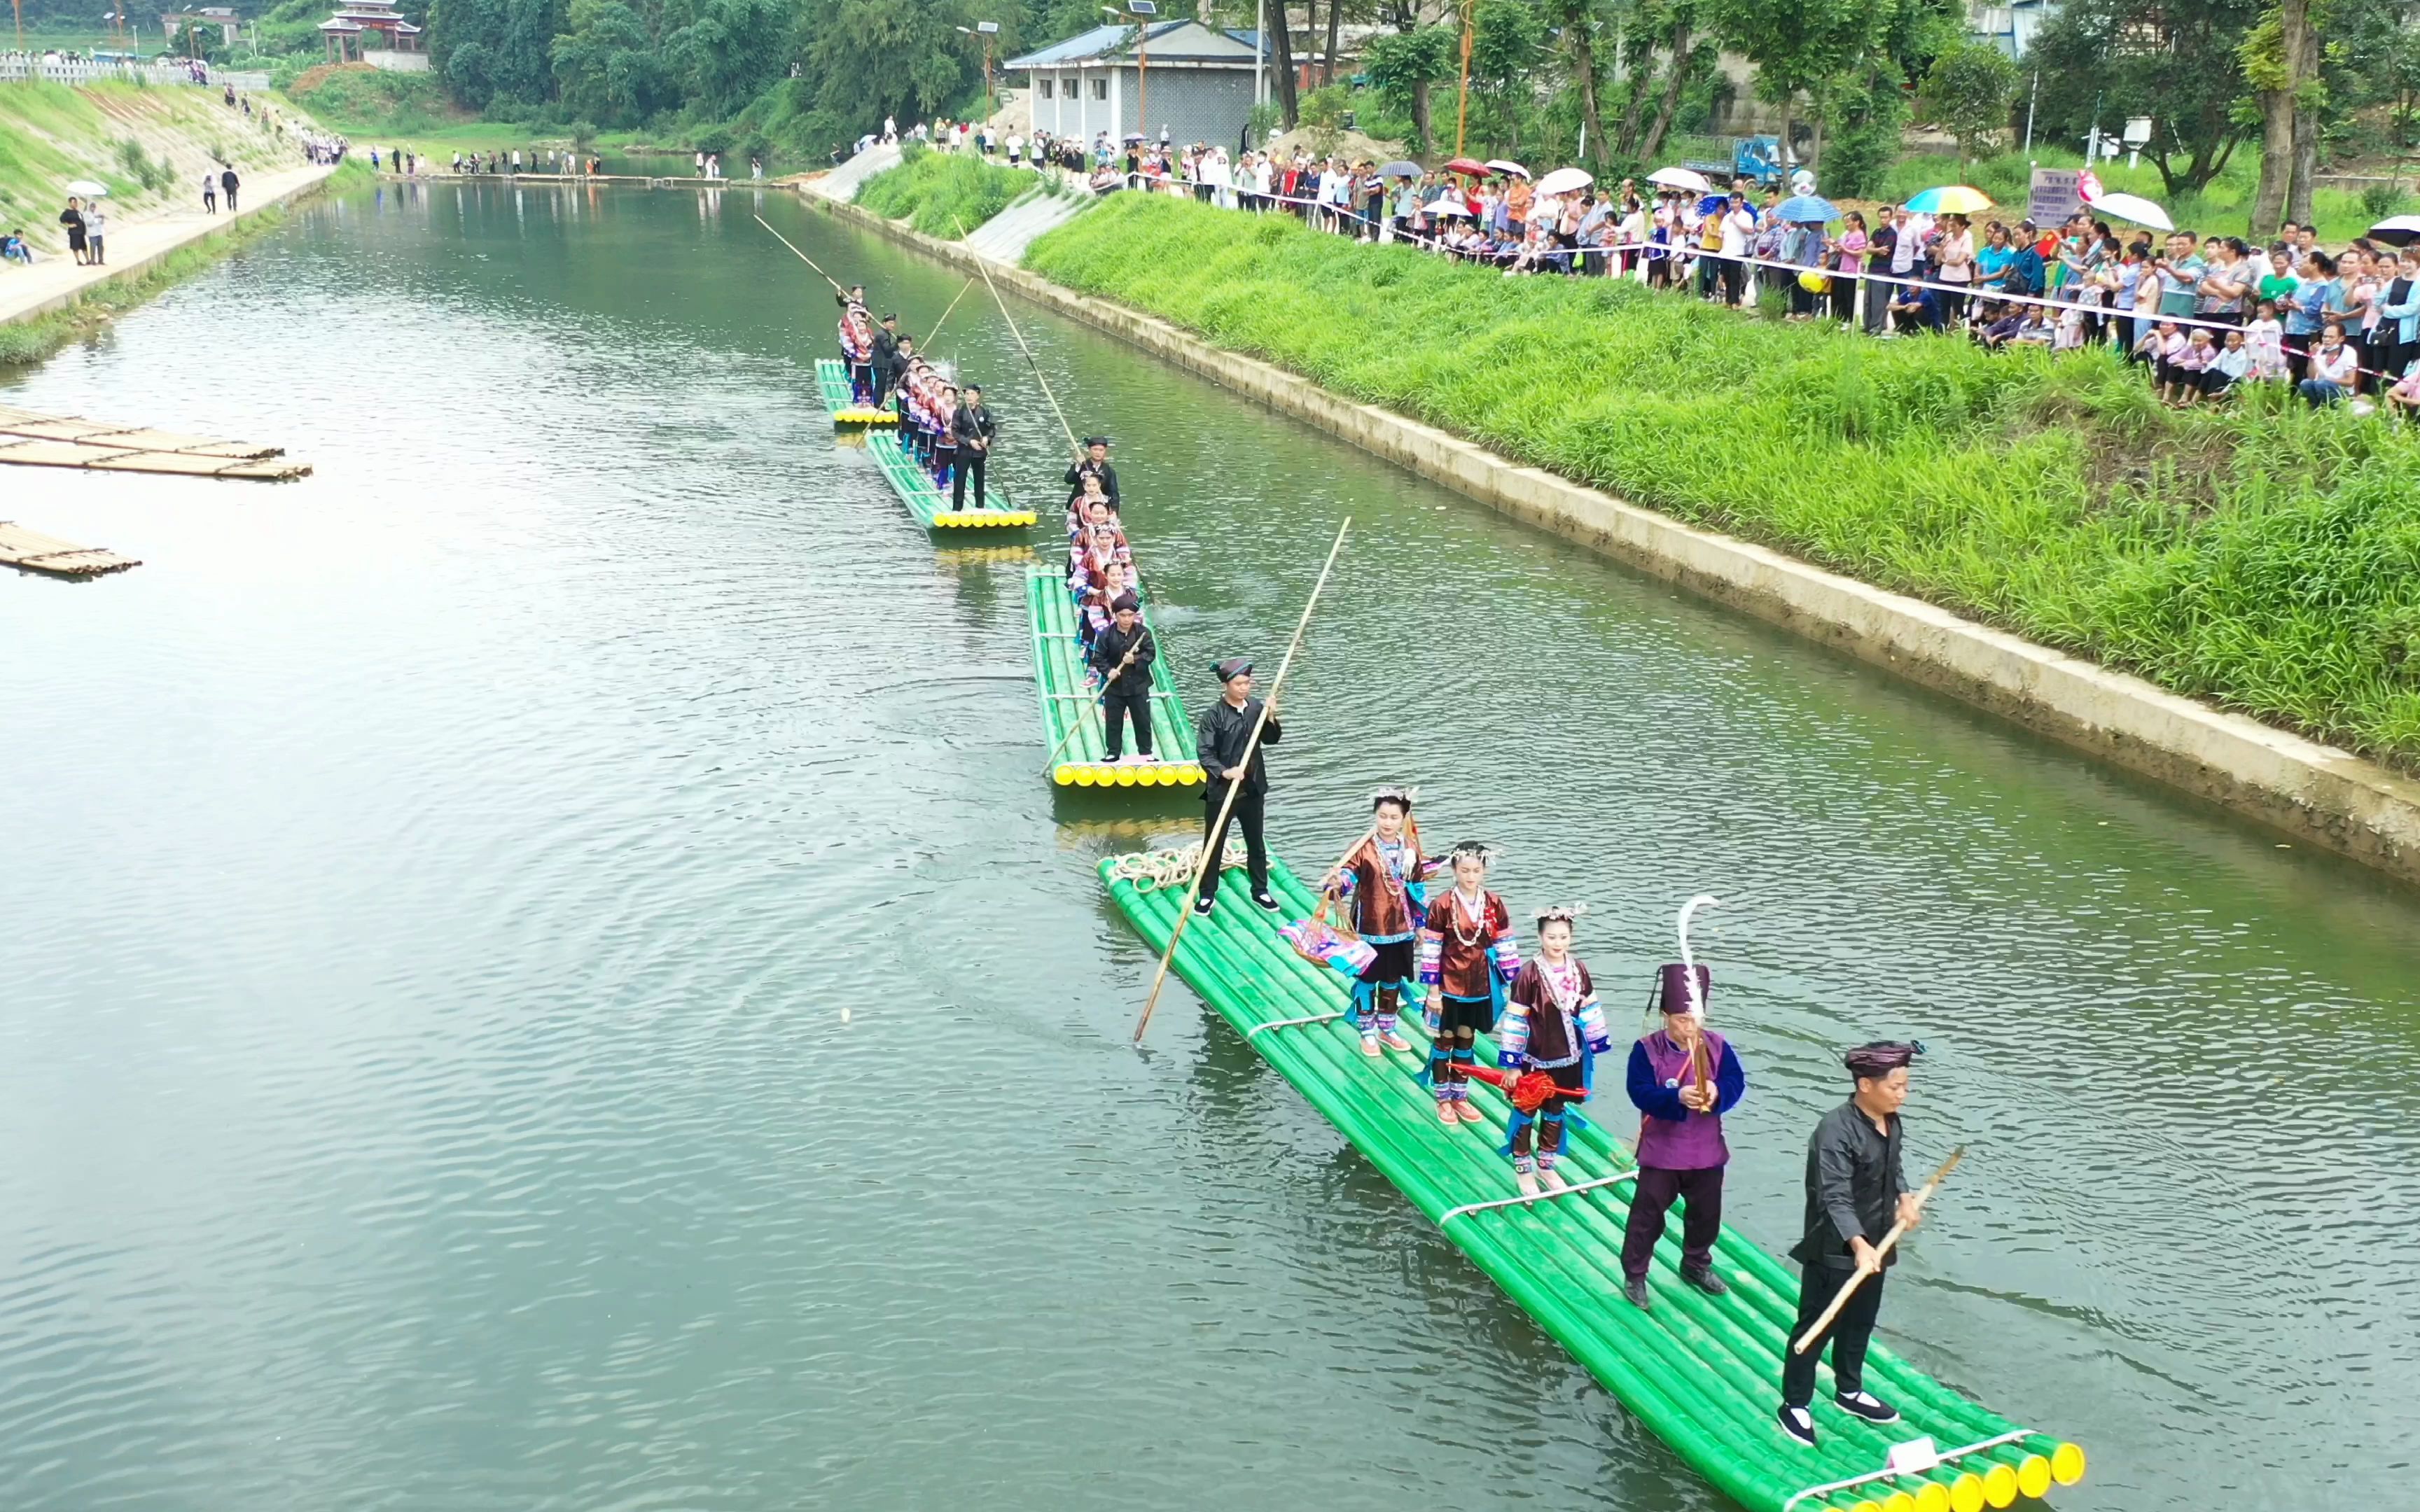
[1251,890,1281,911]
[1192,894,1215,916]
[1682,1266,1730,1296]
[1776,1405,1817,1448]
[1833,1390,1900,1424]
[1622,1275,1650,1310]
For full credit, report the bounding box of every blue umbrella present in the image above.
[1775,192,1837,223]
[1695,193,1729,216]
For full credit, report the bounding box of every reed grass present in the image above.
[854,145,1033,241]
[1020,193,2420,767]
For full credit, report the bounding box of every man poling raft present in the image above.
[1192,658,1282,915]
[1778,1040,1931,1449]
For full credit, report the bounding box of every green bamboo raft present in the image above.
[1026,568,1205,788]
[814,358,896,425]
[1101,850,2088,1512]
[867,430,1036,531]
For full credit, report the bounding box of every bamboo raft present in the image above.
[1026,568,1204,788]
[0,521,140,578]
[1101,849,2088,1512]
[814,358,898,426]
[0,405,310,481]
[866,430,1034,531]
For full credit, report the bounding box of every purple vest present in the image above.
[1636,1029,1730,1171]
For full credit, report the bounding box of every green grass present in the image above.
[1017,192,2420,767]
[854,144,1038,239]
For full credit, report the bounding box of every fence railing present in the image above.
[0,56,269,90]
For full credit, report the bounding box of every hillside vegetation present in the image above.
[0,81,295,257]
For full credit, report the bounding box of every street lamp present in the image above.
[954,21,1000,118]
[1104,1,1155,147]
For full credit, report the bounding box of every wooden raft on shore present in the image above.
[0,522,139,578]
[0,405,312,482]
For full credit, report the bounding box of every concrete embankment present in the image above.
[807,184,2420,888]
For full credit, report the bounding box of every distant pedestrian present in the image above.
[58,197,88,265]
[202,172,216,213]
[81,204,105,266]
[220,165,240,211]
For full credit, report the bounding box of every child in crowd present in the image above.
[0,229,27,264]
[2158,325,2207,405]
[1322,788,1440,1058]
[1415,842,1521,1127]
[2202,328,2251,402]
[2247,300,2288,382]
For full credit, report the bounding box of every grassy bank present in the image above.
[1001,192,2420,767]
[856,144,1038,239]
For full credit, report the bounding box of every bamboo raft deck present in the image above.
[1102,850,2088,1512]
[1025,568,1204,788]
[0,405,310,482]
[0,521,140,578]
[814,358,898,426]
[866,430,1034,531]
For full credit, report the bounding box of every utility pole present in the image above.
[1104,2,1156,145]
[2022,68,2038,155]
[1454,0,1474,154]
[1255,0,1266,111]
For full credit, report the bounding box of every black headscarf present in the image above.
[1844,1041,1921,1080]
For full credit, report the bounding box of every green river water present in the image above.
[2,181,2415,1511]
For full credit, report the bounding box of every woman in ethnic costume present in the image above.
[1321,787,1440,1060]
[1496,905,1613,1194]
[1415,842,1521,1126]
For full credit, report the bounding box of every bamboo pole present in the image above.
[1791,1145,1967,1354]
[752,214,847,295]
[1132,517,1351,1045]
[923,277,978,354]
[954,217,1086,459]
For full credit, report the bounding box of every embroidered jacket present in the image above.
[1498,958,1611,1068]
[1416,888,1520,997]
[1331,834,1438,944]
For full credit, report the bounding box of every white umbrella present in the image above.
[2090,190,2172,232]
[65,179,109,197]
[1534,166,1593,197]
[1429,200,1474,217]
[1485,159,1528,178]
[1646,166,1711,192]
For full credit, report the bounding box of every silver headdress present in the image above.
[1370,784,1421,809]
[1533,903,1589,926]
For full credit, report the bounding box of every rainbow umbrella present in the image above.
[1903,185,1993,214]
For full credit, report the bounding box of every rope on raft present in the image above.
[1107,841,1257,892]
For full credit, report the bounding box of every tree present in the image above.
[1466,0,1544,153]
[1365,24,1457,148]
[2245,0,2320,237]
[1916,38,2019,167]
[1266,0,1301,128]
[550,0,672,122]
[1550,0,1611,164]
[2027,0,2262,197]
[1703,0,1876,167]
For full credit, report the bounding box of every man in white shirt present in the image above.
[1718,192,1755,305]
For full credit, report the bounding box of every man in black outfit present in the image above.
[1193,657,1280,915]
[869,314,901,408]
[1777,1041,1924,1449]
[219,165,240,212]
[1086,594,1155,762]
[950,384,994,510]
[1064,435,1119,510]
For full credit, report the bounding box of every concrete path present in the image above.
[810,144,901,203]
[965,189,1091,262]
[0,160,340,328]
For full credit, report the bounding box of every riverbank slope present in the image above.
[0,83,349,363]
[812,169,2420,886]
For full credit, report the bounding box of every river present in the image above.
[2,178,2414,1511]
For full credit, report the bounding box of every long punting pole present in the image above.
[753,214,847,295]
[1132,517,1351,1046]
[1041,632,1145,775]
[1791,1145,1967,1354]
[955,218,1086,459]
[922,277,978,354]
